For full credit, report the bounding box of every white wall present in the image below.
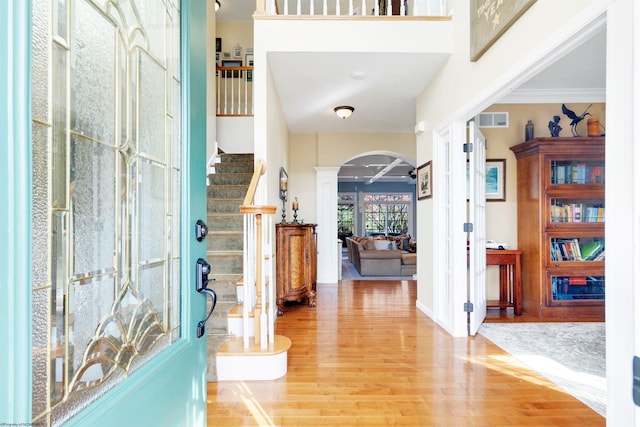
[216,117,254,154]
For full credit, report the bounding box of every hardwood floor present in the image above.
[207,280,605,426]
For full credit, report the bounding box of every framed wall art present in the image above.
[417,161,432,200]
[485,158,506,201]
[470,0,537,61]
[221,60,242,78]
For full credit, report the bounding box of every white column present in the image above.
[315,167,340,283]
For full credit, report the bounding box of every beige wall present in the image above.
[288,132,416,225]
[216,22,253,62]
[290,134,319,224]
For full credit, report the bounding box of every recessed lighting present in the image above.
[351,71,366,80]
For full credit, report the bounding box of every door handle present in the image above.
[196,258,216,338]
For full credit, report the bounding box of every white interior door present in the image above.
[467,120,487,335]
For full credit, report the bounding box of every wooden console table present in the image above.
[486,249,522,315]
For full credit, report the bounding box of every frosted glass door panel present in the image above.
[31,0,182,425]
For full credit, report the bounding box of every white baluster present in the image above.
[216,71,221,115]
[400,0,405,15]
[374,0,379,16]
[361,0,366,16]
[323,0,327,15]
[239,71,243,115]
[267,223,275,343]
[387,0,391,15]
[310,0,314,15]
[243,214,250,349]
[348,0,353,15]
[297,0,301,15]
[336,0,341,16]
[284,0,289,15]
[223,70,228,114]
[260,216,268,349]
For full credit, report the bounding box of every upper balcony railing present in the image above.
[215,1,449,117]
[256,0,448,17]
[216,65,253,116]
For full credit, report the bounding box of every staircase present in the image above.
[206,153,291,382]
[206,153,254,381]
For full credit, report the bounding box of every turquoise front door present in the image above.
[0,1,208,425]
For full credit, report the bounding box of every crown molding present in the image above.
[498,88,606,104]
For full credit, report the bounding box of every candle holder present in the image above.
[279,167,288,223]
[292,196,299,224]
[280,191,287,223]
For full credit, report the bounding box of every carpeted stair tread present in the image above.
[206,152,254,382]
[208,173,253,185]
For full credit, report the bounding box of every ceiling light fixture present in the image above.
[215,0,221,11]
[334,106,354,119]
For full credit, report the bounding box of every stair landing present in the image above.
[216,335,292,381]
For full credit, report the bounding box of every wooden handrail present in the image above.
[242,159,266,207]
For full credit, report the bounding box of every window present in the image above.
[338,194,356,243]
[363,193,412,236]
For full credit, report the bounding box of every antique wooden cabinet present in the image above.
[510,137,605,319]
[275,223,317,315]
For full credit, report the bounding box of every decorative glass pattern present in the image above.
[31,1,182,425]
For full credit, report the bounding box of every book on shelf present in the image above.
[569,276,587,286]
[580,240,604,261]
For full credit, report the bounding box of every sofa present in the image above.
[345,236,416,276]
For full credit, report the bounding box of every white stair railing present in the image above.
[216,66,253,116]
[259,0,448,17]
[240,160,277,349]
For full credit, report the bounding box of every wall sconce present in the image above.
[334,106,354,119]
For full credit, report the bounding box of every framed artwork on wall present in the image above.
[470,0,537,61]
[485,159,506,201]
[417,161,432,200]
[221,60,242,78]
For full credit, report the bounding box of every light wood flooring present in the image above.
[207,280,605,426]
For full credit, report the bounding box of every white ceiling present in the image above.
[216,1,606,182]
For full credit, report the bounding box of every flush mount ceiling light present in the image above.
[215,0,221,11]
[334,106,354,119]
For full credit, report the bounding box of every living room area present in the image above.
[337,152,418,280]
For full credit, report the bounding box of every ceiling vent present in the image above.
[477,112,509,128]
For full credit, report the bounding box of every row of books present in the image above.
[551,275,605,300]
[550,203,604,223]
[551,164,604,184]
[550,238,605,262]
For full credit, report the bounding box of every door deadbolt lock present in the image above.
[195,219,208,242]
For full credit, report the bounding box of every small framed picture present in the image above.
[222,60,242,78]
[215,37,221,53]
[233,46,242,58]
[222,52,230,59]
[417,161,432,200]
[245,53,254,66]
[485,158,506,201]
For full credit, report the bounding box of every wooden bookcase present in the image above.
[510,137,605,319]
[275,223,317,315]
